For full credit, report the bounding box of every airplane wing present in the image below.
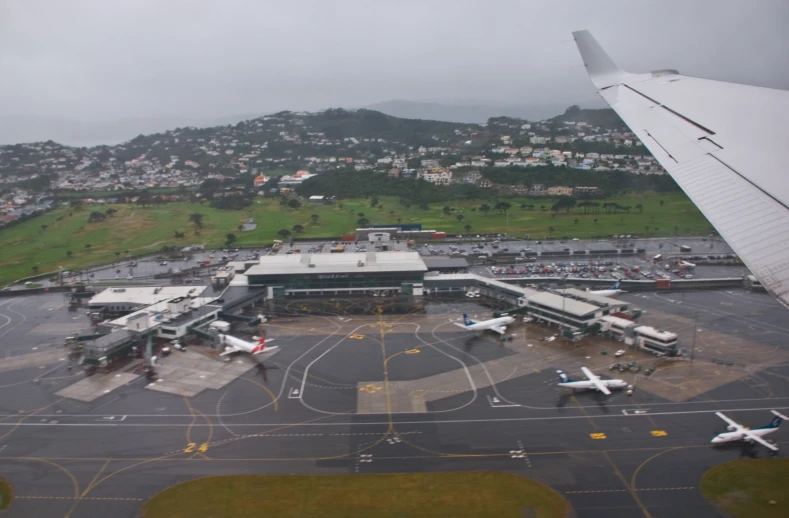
[573,30,789,309]
[219,345,240,356]
[743,431,779,451]
[714,411,743,430]
[490,325,507,335]
[581,366,611,395]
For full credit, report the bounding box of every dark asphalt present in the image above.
[1,295,788,518]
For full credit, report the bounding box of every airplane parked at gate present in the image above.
[454,313,515,335]
[712,411,788,452]
[218,334,278,356]
[557,366,628,395]
[588,280,623,298]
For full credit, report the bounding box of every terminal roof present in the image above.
[89,286,206,306]
[245,252,427,276]
[526,291,601,317]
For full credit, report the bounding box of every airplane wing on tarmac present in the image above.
[581,366,611,395]
[573,30,789,310]
[742,432,779,451]
[490,325,507,335]
[714,411,743,430]
[219,345,241,356]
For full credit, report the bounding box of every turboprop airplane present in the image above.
[218,334,278,356]
[711,411,788,452]
[588,280,623,298]
[454,313,515,335]
[556,366,628,395]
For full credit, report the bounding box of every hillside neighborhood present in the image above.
[0,107,667,226]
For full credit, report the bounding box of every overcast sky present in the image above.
[2,0,788,121]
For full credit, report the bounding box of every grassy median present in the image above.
[0,479,12,510]
[701,458,789,518]
[142,472,570,518]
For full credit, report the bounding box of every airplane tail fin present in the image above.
[557,370,571,383]
[765,411,789,428]
[252,336,266,353]
[612,280,621,290]
[463,313,474,326]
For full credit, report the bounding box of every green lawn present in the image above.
[142,472,570,518]
[0,191,710,285]
[701,458,789,518]
[0,479,11,510]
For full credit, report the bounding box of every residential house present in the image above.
[529,184,546,196]
[463,171,482,184]
[420,170,452,185]
[253,174,269,187]
[546,186,573,196]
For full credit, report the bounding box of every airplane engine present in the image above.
[727,426,737,431]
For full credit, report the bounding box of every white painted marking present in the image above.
[487,395,519,408]
[289,388,300,399]
[622,409,651,415]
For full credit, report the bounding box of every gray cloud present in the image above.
[2,0,788,121]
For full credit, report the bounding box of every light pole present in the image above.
[690,311,698,376]
[560,274,568,337]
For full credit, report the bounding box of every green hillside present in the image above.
[1,191,710,285]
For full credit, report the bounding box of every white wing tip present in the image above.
[572,30,626,89]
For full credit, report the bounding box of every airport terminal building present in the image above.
[243,252,427,297]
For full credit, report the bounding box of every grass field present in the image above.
[701,458,789,517]
[0,479,12,510]
[142,472,569,518]
[0,191,710,285]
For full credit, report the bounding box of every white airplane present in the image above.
[712,411,788,452]
[218,333,278,357]
[574,31,789,310]
[454,313,515,335]
[588,280,623,298]
[680,260,697,269]
[556,366,628,395]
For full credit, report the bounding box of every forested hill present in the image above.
[550,105,627,131]
[308,108,477,145]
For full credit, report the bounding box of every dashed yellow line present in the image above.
[17,496,143,501]
[637,486,694,491]
[566,487,693,494]
[566,489,628,494]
